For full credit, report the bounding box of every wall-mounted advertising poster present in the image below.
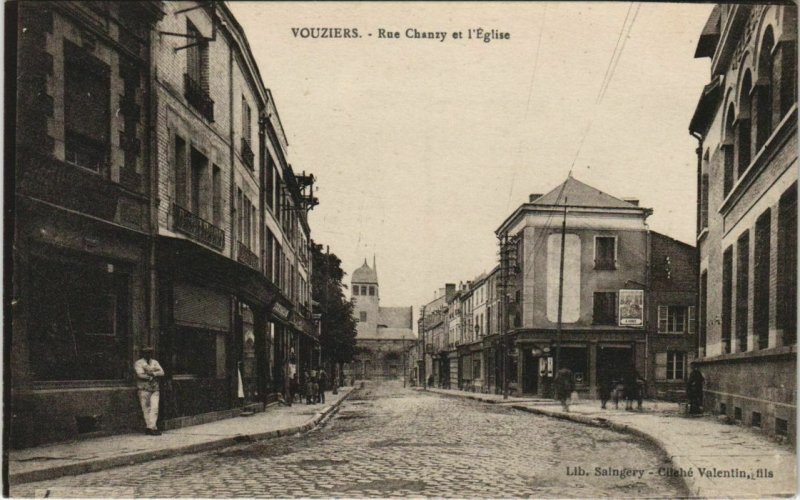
[619,289,644,326]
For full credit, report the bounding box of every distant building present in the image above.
[690,4,796,441]
[348,258,415,380]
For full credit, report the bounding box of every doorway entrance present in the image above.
[597,345,633,383]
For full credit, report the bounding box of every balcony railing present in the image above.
[237,241,260,271]
[173,203,225,250]
[241,137,254,170]
[183,73,214,122]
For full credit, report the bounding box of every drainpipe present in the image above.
[147,20,159,350]
[691,130,704,360]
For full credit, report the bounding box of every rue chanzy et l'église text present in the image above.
[291,27,510,43]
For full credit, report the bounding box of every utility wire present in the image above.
[595,2,634,104]
[505,4,549,212]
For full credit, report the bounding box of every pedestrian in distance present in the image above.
[623,366,642,411]
[686,363,705,415]
[305,371,316,405]
[317,369,328,404]
[289,373,300,405]
[553,367,574,412]
[134,347,165,435]
[598,370,612,409]
[613,378,625,409]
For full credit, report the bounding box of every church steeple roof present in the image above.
[352,258,378,284]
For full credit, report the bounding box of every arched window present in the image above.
[736,71,753,177]
[756,27,775,149]
[779,8,798,117]
[700,149,710,230]
[723,103,736,196]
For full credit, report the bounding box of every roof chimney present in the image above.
[622,198,640,206]
[529,193,543,202]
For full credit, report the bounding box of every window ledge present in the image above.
[719,104,797,216]
[697,227,709,242]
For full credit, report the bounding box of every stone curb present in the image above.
[424,388,699,498]
[9,388,353,486]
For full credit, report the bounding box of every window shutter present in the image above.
[688,306,696,334]
[655,352,667,380]
[658,306,668,333]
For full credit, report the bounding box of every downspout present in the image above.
[691,130,705,360]
[147,18,160,350]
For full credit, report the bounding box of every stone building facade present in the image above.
[11,1,319,448]
[690,4,796,442]
[348,259,416,380]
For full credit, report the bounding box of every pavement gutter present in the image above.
[10,388,354,486]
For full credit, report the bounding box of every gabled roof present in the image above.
[531,175,640,209]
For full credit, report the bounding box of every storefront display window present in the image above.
[28,255,130,381]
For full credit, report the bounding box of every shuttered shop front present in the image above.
[174,283,231,331]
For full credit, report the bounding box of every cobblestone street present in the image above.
[12,382,686,498]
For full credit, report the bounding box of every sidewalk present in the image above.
[424,387,797,498]
[8,387,353,486]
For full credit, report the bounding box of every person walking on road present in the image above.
[598,370,612,409]
[554,367,574,412]
[317,369,328,404]
[687,364,705,415]
[134,347,165,435]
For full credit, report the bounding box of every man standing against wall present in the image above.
[134,347,165,435]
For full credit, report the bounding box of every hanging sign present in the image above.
[619,289,644,326]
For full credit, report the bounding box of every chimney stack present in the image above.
[529,193,543,202]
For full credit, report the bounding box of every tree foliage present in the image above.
[311,243,357,365]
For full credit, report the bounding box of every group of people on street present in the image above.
[554,363,705,415]
[289,370,329,405]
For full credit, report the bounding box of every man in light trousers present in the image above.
[134,347,165,435]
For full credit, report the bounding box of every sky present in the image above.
[228,1,715,313]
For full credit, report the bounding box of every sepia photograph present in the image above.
[5,1,798,498]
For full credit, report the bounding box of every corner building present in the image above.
[690,4,796,442]
[496,176,692,398]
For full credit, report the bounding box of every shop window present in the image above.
[174,327,217,378]
[594,236,617,270]
[593,292,617,325]
[666,352,686,380]
[658,306,695,333]
[472,357,481,380]
[28,255,129,381]
[64,40,110,172]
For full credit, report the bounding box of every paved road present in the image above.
[12,382,686,498]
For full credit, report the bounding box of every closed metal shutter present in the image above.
[174,283,230,331]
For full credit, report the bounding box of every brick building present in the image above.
[690,4,796,441]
